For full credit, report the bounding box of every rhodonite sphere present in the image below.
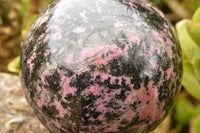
[20,0,183,132]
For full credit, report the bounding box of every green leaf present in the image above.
[195,115,200,133]
[19,0,30,20]
[190,0,200,13]
[194,59,200,81]
[176,20,200,63]
[7,56,20,73]
[149,0,163,6]
[187,22,200,46]
[194,105,200,116]
[174,98,194,125]
[182,51,188,60]
[192,7,200,23]
[182,61,200,101]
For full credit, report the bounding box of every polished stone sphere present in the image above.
[20,0,183,132]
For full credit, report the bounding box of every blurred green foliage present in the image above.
[7,56,20,73]
[150,0,200,14]
[0,0,53,72]
[181,0,200,14]
[176,8,200,101]
[174,7,200,133]
[149,0,163,6]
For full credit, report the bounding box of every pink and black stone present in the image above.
[20,0,183,132]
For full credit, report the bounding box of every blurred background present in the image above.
[0,0,200,133]
[0,0,53,72]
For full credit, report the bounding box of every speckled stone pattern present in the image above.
[20,0,183,132]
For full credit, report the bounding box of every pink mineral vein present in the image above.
[27,52,36,71]
[128,35,141,44]
[44,49,50,57]
[62,76,76,96]
[54,101,70,117]
[166,65,174,80]
[149,59,157,69]
[37,97,45,107]
[41,71,51,84]
[73,27,86,34]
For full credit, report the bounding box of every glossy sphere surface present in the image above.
[20,0,183,132]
